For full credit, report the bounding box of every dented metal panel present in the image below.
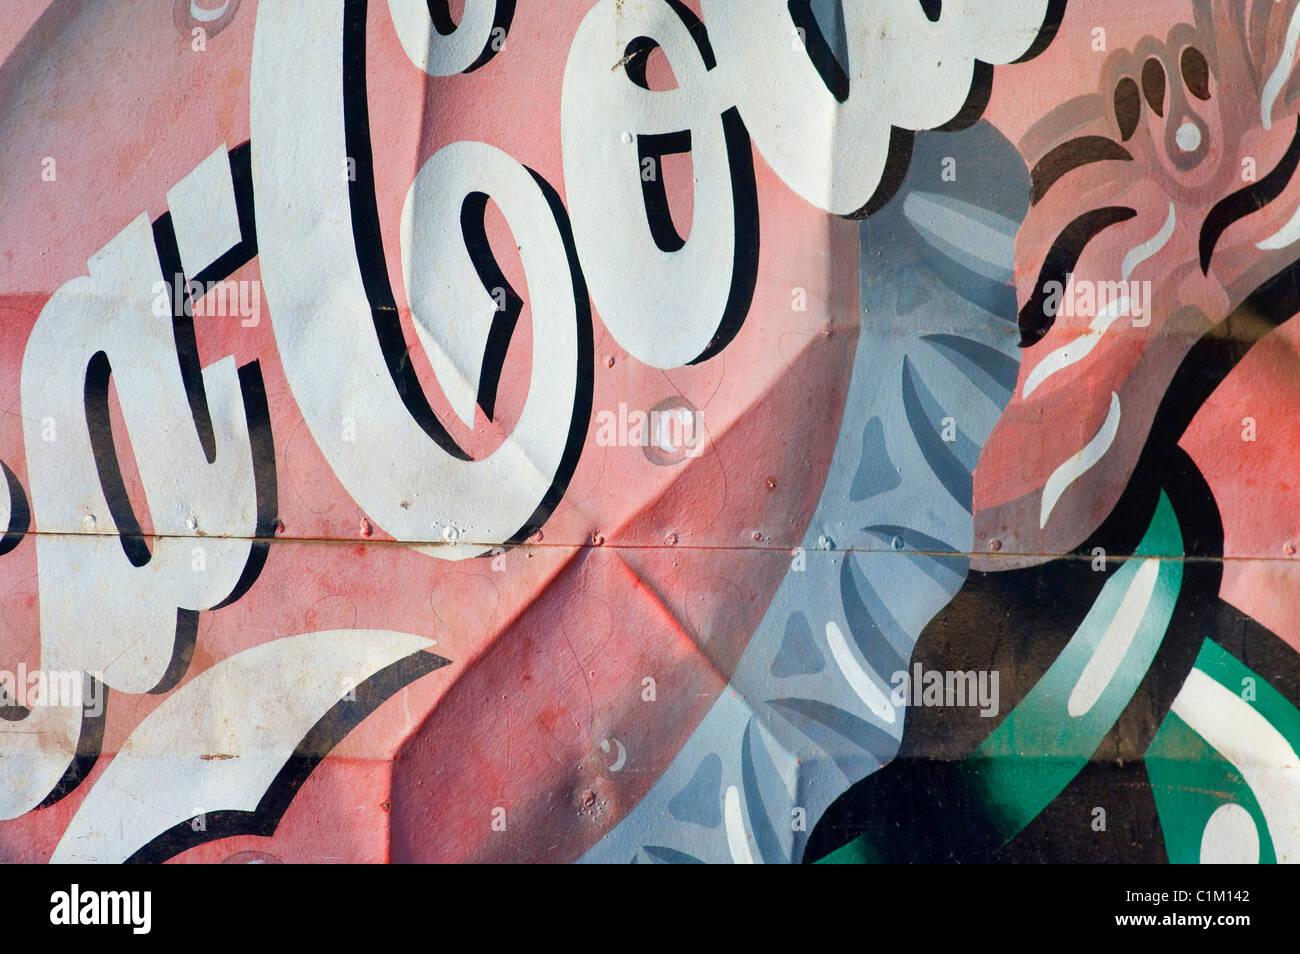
[0,0,1298,866]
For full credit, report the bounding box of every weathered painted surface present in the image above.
[0,0,1298,864]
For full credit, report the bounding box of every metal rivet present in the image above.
[360,518,373,538]
[988,539,1002,552]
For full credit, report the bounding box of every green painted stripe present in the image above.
[970,491,1182,839]
[817,492,1186,863]
[1145,707,1277,864]
[1190,638,1300,752]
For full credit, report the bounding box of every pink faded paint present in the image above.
[0,0,857,862]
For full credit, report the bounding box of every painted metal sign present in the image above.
[0,0,1298,865]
